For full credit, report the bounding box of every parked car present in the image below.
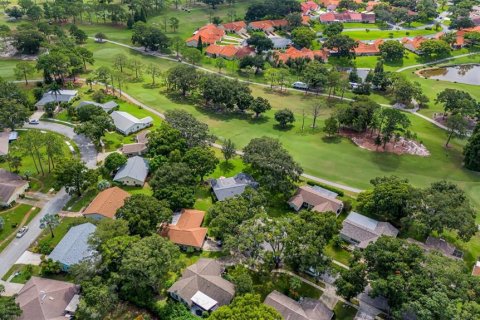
[292,81,309,90]
[16,226,29,238]
[29,119,40,125]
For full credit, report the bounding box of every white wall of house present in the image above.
[3,183,29,206]
[114,177,144,187]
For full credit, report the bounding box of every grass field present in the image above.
[334,302,358,320]
[343,28,435,40]
[0,205,39,252]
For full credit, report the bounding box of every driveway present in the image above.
[24,121,98,168]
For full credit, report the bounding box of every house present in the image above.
[361,13,376,23]
[318,0,340,10]
[270,36,293,49]
[210,173,258,201]
[221,21,248,35]
[186,24,225,47]
[301,1,320,15]
[113,156,149,186]
[168,259,235,316]
[320,11,376,23]
[319,12,335,23]
[366,1,381,11]
[83,186,130,219]
[454,26,480,48]
[354,39,383,56]
[205,44,241,60]
[162,209,208,249]
[77,100,119,113]
[136,130,150,144]
[15,277,79,320]
[48,222,97,271]
[288,185,343,215]
[35,90,78,109]
[340,212,399,249]
[401,36,437,53]
[472,261,480,276]
[0,169,29,207]
[120,143,147,157]
[264,290,334,320]
[275,47,329,64]
[110,111,153,135]
[235,46,256,58]
[408,236,464,259]
[248,19,288,33]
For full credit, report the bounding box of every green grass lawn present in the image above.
[324,243,352,266]
[64,188,99,212]
[0,205,39,251]
[334,302,358,320]
[343,28,435,40]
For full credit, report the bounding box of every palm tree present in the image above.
[48,82,62,110]
[40,213,60,238]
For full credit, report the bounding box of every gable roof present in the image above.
[288,185,343,214]
[163,209,208,248]
[83,187,130,219]
[205,44,240,58]
[354,39,383,55]
[265,290,333,320]
[0,168,28,203]
[35,90,78,107]
[341,212,399,248]
[77,100,118,113]
[275,47,329,63]
[301,1,319,14]
[113,156,149,183]
[222,21,247,32]
[249,19,288,31]
[168,259,235,308]
[187,24,225,45]
[49,222,97,267]
[210,173,257,201]
[111,111,153,133]
[16,277,78,320]
[121,143,147,155]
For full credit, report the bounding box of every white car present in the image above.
[292,81,309,90]
[29,119,40,125]
[16,226,29,238]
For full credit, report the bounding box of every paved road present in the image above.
[24,121,98,168]
[0,189,70,279]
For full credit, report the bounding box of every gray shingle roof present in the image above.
[264,290,333,320]
[210,173,257,201]
[113,156,149,183]
[110,111,153,134]
[78,100,118,113]
[340,212,398,248]
[0,168,28,204]
[35,90,77,107]
[48,222,96,267]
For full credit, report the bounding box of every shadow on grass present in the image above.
[142,83,161,89]
[322,136,342,144]
[368,149,402,172]
[218,161,235,174]
[273,124,295,131]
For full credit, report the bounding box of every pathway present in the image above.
[396,52,480,72]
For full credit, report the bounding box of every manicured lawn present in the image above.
[0,205,39,252]
[9,264,41,284]
[123,184,154,196]
[32,217,89,254]
[194,186,214,212]
[64,188,99,212]
[334,302,358,320]
[343,28,435,40]
[325,243,352,266]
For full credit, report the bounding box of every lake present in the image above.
[419,64,480,85]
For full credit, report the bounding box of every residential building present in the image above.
[472,261,480,276]
[162,209,208,249]
[275,47,329,64]
[270,36,293,49]
[320,11,375,23]
[408,236,464,260]
[401,36,428,53]
[16,277,79,320]
[248,19,288,33]
[48,222,97,271]
[454,26,480,48]
[110,111,153,135]
[318,0,340,10]
[301,1,320,15]
[264,290,334,320]
[221,21,248,35]
[340,212,399,248]
[120,143,147,157]
[206,44,241,60]
[136,130,150,144]
[288,185,343,215]
[210,173,258,201]
[83,186,130,219]
[35,90,78,109]
[0,168,29,207]
[77,100,119,113]
[354,39,384,56]
[168,259,235,316]
[186,24,225,47]
[113,156,149,186]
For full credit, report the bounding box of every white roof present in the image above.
[345,211,378,231]
[110,111,153,133]
[191,291,218,311]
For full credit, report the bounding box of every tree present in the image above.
[44,132,64,172]
[117,194,172,237]
[169,17,179,32]
[119,235,183,306]
[463,125,480,171]
[324,22,344,38]
[182,47,203,65]
[335,262,367,300]
[243,137,302,195]
[95,66,111,91]
[166,65,199,96]
[0,99,29,130]
[13,28,45,54]
[291,26,315,48]
[435,89,478,116]
[53,158,97,196]
[146,63,161,85]
[17,130,45,175]
[302,61,329,90]
[323,34,358,58]
[445,113,469,147]
[95,32,106,42]
[77,104,104,122]
[14,61,35,85]
[75,47,94,72]
[419,40,451,59]
[131,22,170,52]
[128,59,144,80]
[357,176,415,224]
[222,139,236,163]
[150,162,197,210]
[375,108,411,148]
[104,152,127,173]
[165,109,213,148]
[323,116,339,137]
[40,213,60,238]
[183,146,219,181]
[0,284,22,320]
[239,55,265,74]
[201,0,224,9]
[75,113,114,147]
[76,277,118,320]
[215,58,226,73]
[274,108,295,128]
[250,97,271,118]
[247,33,273,54]
[379,40,405,62]
[210,294,282,320]
[147,123,187,158]
[113,53,128,73]
[89,219,130,249]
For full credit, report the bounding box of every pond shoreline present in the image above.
[416,63,480,86]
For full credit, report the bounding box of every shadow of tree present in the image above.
[321,136,343,144]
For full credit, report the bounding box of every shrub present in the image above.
[92,90,106,103]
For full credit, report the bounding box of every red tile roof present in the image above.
[222,21,247,32]
[186,24,225,45]
[302,15,311,25]
[83,187,130,219]
[249,19,288,31]
[275,47,329,63]
[301,1,319,14]
[402,36,428,50]
[455,27,480,47]
[164,209,208,248]
[320,12,335,22]
[235,46,256,58]
[354,39,383,55]
[205,44,240,58]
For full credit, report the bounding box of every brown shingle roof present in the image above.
[83,187,130,219]
[121,143,147,155]
[265,290,333,320]
[288,185,343,214]
[164,209,207,248]
[0,168,28,204]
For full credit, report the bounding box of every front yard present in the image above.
[0,205,41,252]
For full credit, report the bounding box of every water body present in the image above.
[419,64,480,85]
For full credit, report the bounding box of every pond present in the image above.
[419,64,480,85]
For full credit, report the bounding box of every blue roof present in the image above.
[210,173,257,201]
[113,156,149,183]
[49,223,97,267]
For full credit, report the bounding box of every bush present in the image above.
[32,87,45,101]
[92,90,106,103]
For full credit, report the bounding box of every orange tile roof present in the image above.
[205,44,240,58]
[83,187,130,219]
[402,36,428,50]
[354,39,383,55]
[301,1,319,14]
[455,26,480,46]
[186,24,225,45]
[249,19,288,31]
[165,209,208,248]
[275,47,329,63]
[302,15,311,25]
[222,21,247,32]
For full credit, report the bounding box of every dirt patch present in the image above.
[340,129,430,156]
[0,40,37,59]
[433,113,477,131]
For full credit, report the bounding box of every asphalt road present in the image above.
[0,189,69,279]
[24,121,98,168]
